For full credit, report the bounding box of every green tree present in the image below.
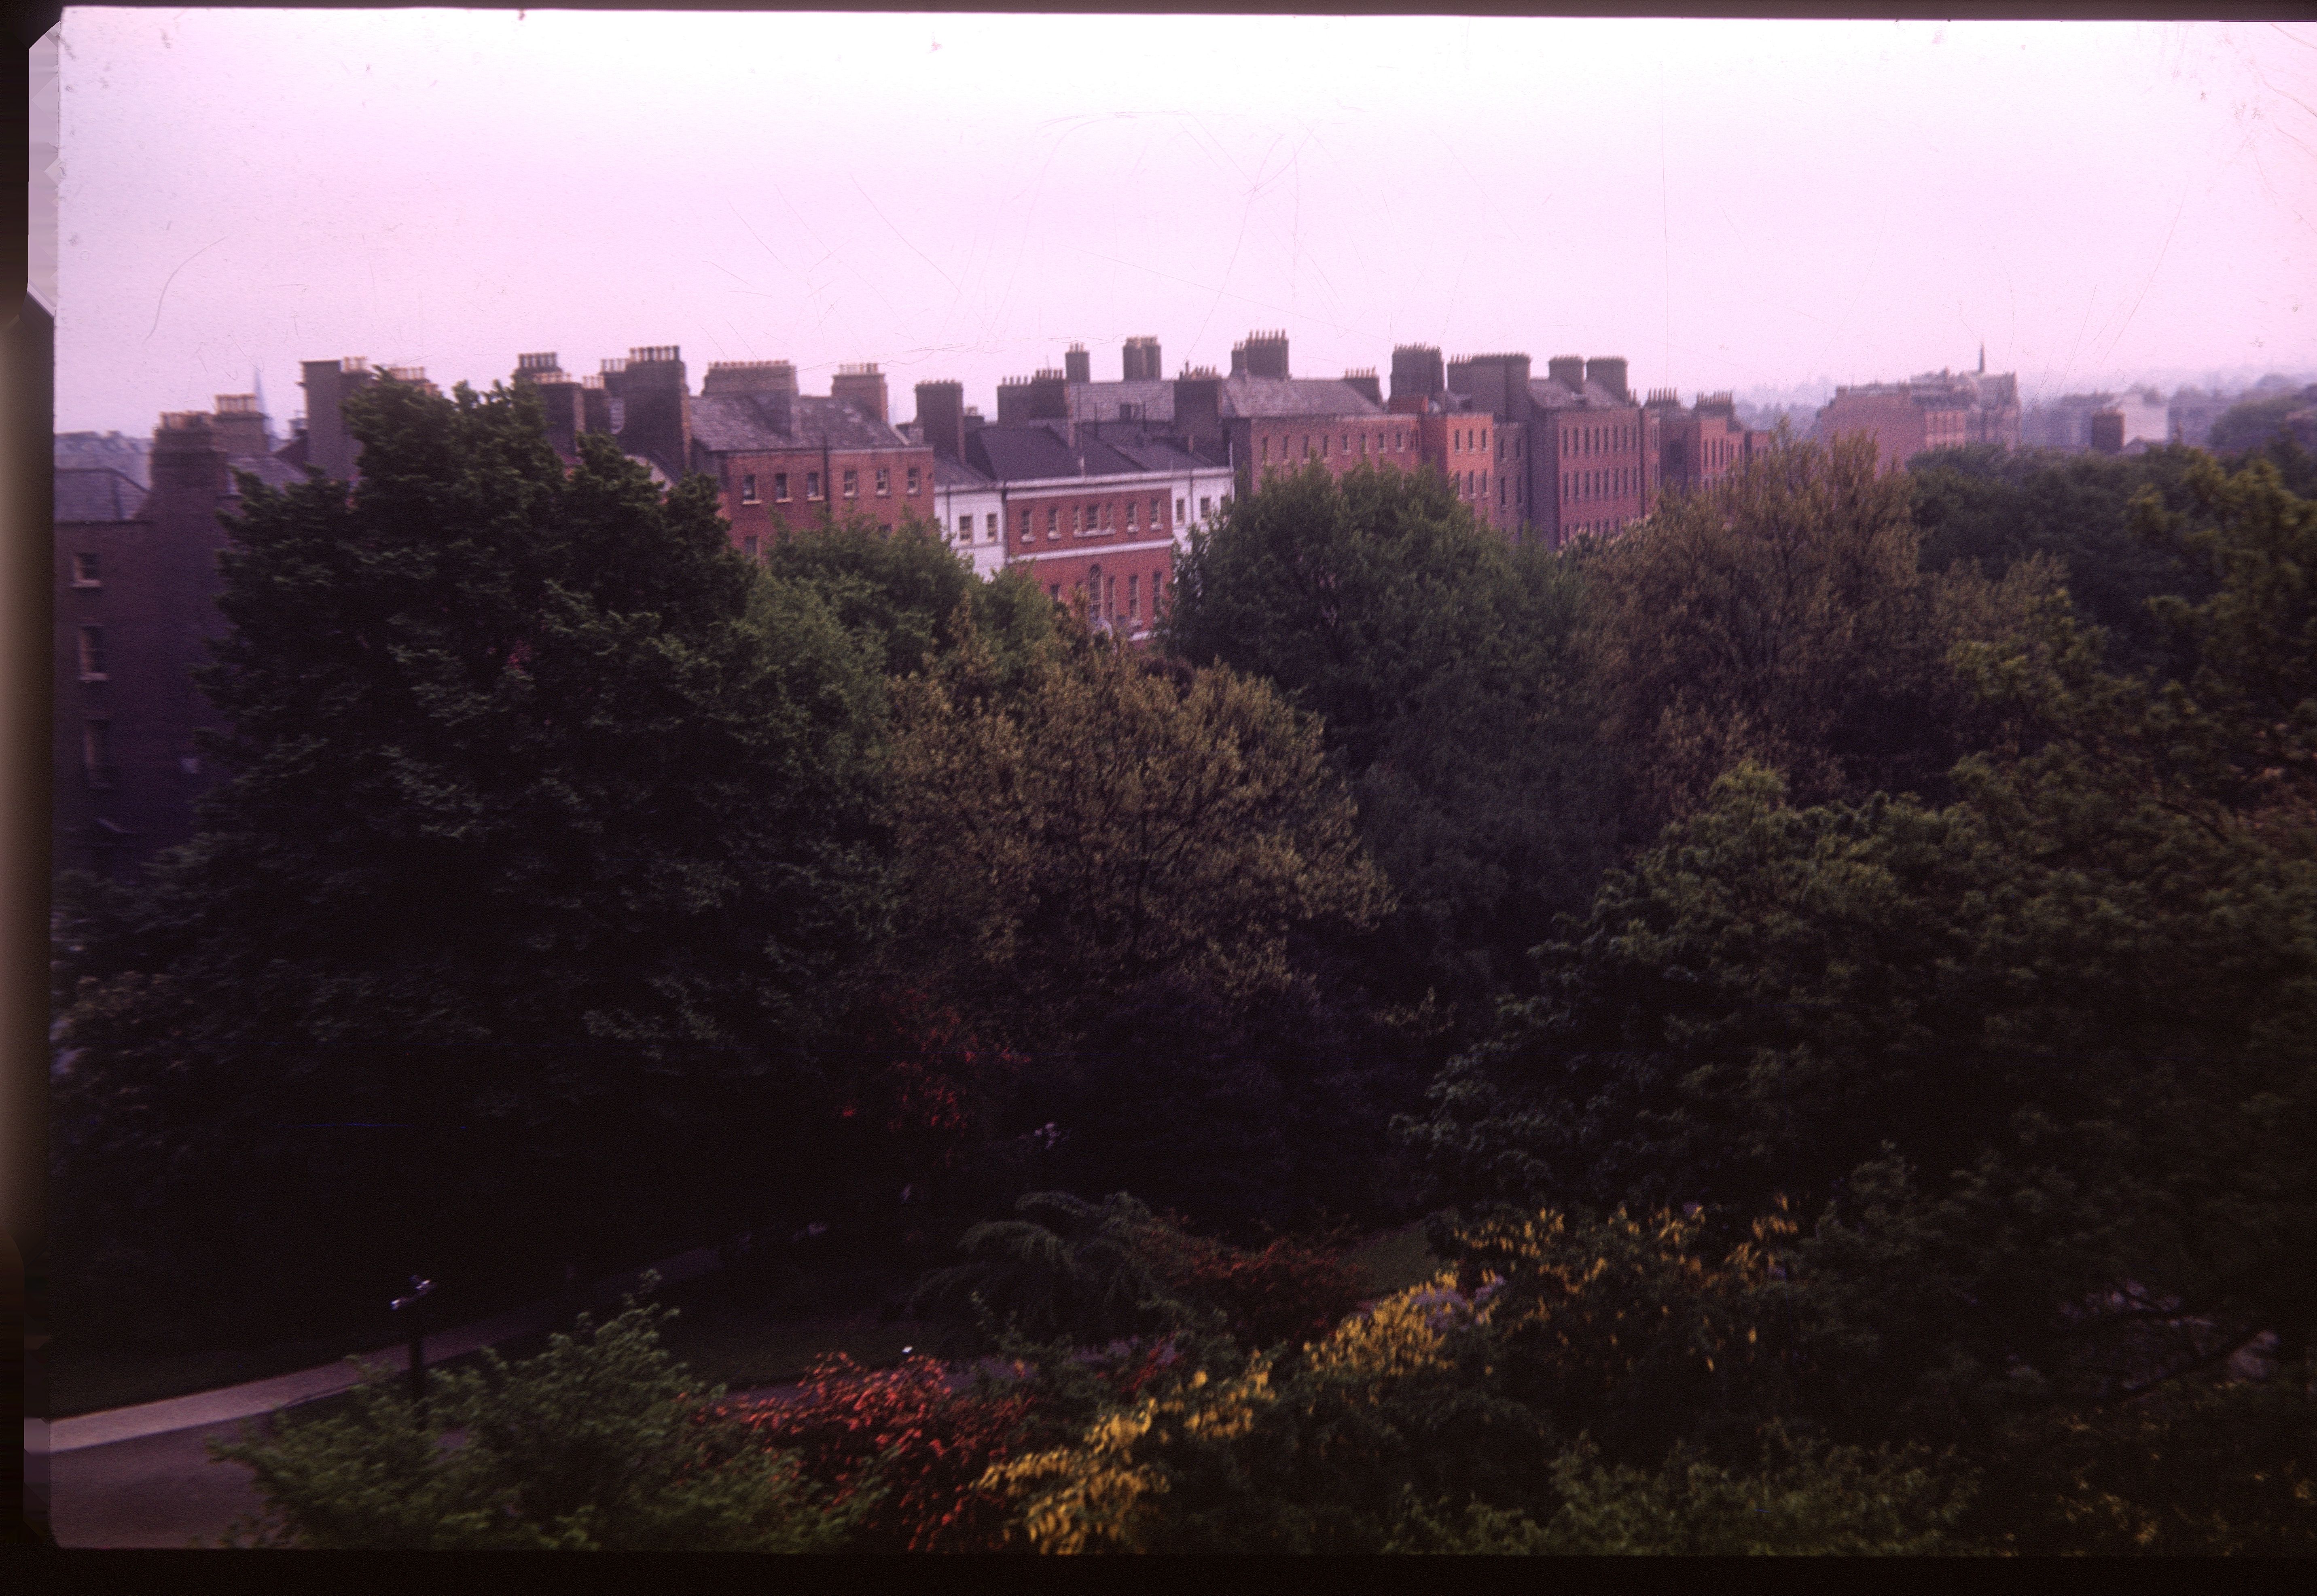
[1402,451,2317,1549]
[2207,383,2317,457]
[1165,460,1615,1031]
[210,1290,860,1550]
[1582,432,2052,840]
[1908,441,2218,675]
[53,379,889,1340]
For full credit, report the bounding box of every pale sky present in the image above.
[51,9,2317,436]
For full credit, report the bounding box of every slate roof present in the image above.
[54,467,147,523]
[228,455,309,491]
[933,454,995,491]
[1214,375,1385,419]
[54,432,153,488]
[1078,427,1223,473]
[690,392,915,455]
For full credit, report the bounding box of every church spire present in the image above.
[1978,343,1986,375]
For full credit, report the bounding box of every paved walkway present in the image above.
[40,1242,729,1548]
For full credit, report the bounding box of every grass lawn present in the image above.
[1343,1221,1441,1298]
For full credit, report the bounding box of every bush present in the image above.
[718,1353,1036,1553]
[208,1290,857,1550]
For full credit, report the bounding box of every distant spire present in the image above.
[1978,343,1986,375]
[253,366,275,446]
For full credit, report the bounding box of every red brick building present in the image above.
[680,357,935,555]
[1809,356,2021,474]
[53,400,305,877]
[1528,355,1655,548]
[1646,389,1761,497]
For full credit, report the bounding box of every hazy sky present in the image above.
[53,9,2317,435]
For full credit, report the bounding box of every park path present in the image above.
[39,1241,729,1547]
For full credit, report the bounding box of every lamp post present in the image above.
[390,1275,437,1416]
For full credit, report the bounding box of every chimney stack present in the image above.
[1391,345,1446,403]
[916,380,966,461]
[830,362,888,424]
[616,345,692,476]
[210,394,269,459]
[1231,330,1290,379]
[299,357,376,483]
[151,411,230,496]
[1064,343,1092,385]
[1341,368,1382,406]
[1585,357,1630,403]
[1546,355,1586,392]
[1122,336,1162,381]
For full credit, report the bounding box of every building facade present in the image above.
[1809,355,2022,473]
[53,400,305,877]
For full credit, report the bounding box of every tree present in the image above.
[53,379,889,1340]
[209,1291,859,1550]
[1165,461,1616,1027]
[1909,441,2218,675]
[1582,432,2054,840]
[1401,451,2317,1550]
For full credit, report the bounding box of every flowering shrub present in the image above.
[717,1353,1034,1553]
[1154,1232,1370,1350]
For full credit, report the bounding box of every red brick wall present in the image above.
[1541,406,1650,545]
[1239,415,1420,495]
[712,444,939,547]
[1813,392,1929,474]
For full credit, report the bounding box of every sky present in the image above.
[51,9,2317,436]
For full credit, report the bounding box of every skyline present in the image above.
[53,10,2317,435]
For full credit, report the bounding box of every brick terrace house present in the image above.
[680,356,934,556]
[942,413,1226,641]
[1526,356,1656,548]
[1384,345,1533,538]
[1809,353,2021,474]
[1645,389,1768,498]
[53,399,306,876]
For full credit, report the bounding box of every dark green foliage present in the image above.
[762,509,1052,682]
[906,1192,1191,1354]
[1399,451,2317,1551]
[1166,459,1617,1034]
[53,379,890,1342]
[1910,441,2219,674]
[1584,433,2051,838]
[209,1291,859,1550]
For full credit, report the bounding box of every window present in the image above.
[1151,497,1163,528]
[740,474,759,504]
[83,718,113,787]
[1394,429,1404,451]
[1125,500,1138,531]
[960,514,975,536]
[1482,428,1489,451]
[1048,506,1060,538]
[907,465,921,495]
[987,514,998,540]
[1099,502,1112,531]
[1177,497,1188,522]
[1262,436,1271,463]
[1199,497,1212,518]
[71,552,100,586]
[743,535,760,559]
[1106,576,1116,615]
[1341,432,1349,454]
[875,466,890,497]
[1022,509,1035,540]
[78,624,106,679]
[806,471,822,500]
[843,469,859,498]
[774,472,790,502]
[1129,572,1140,618]
[1050,583,1062,599]
[1071,506,1082,535]
[1303,435,1312,458]
[1360,433,1368,457]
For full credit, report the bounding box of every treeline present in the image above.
[55,379,2315,1552]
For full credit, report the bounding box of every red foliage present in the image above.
[716,1353,1034,1554]
[837,992,1028,1172]
[1158,1234,1369,1350]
